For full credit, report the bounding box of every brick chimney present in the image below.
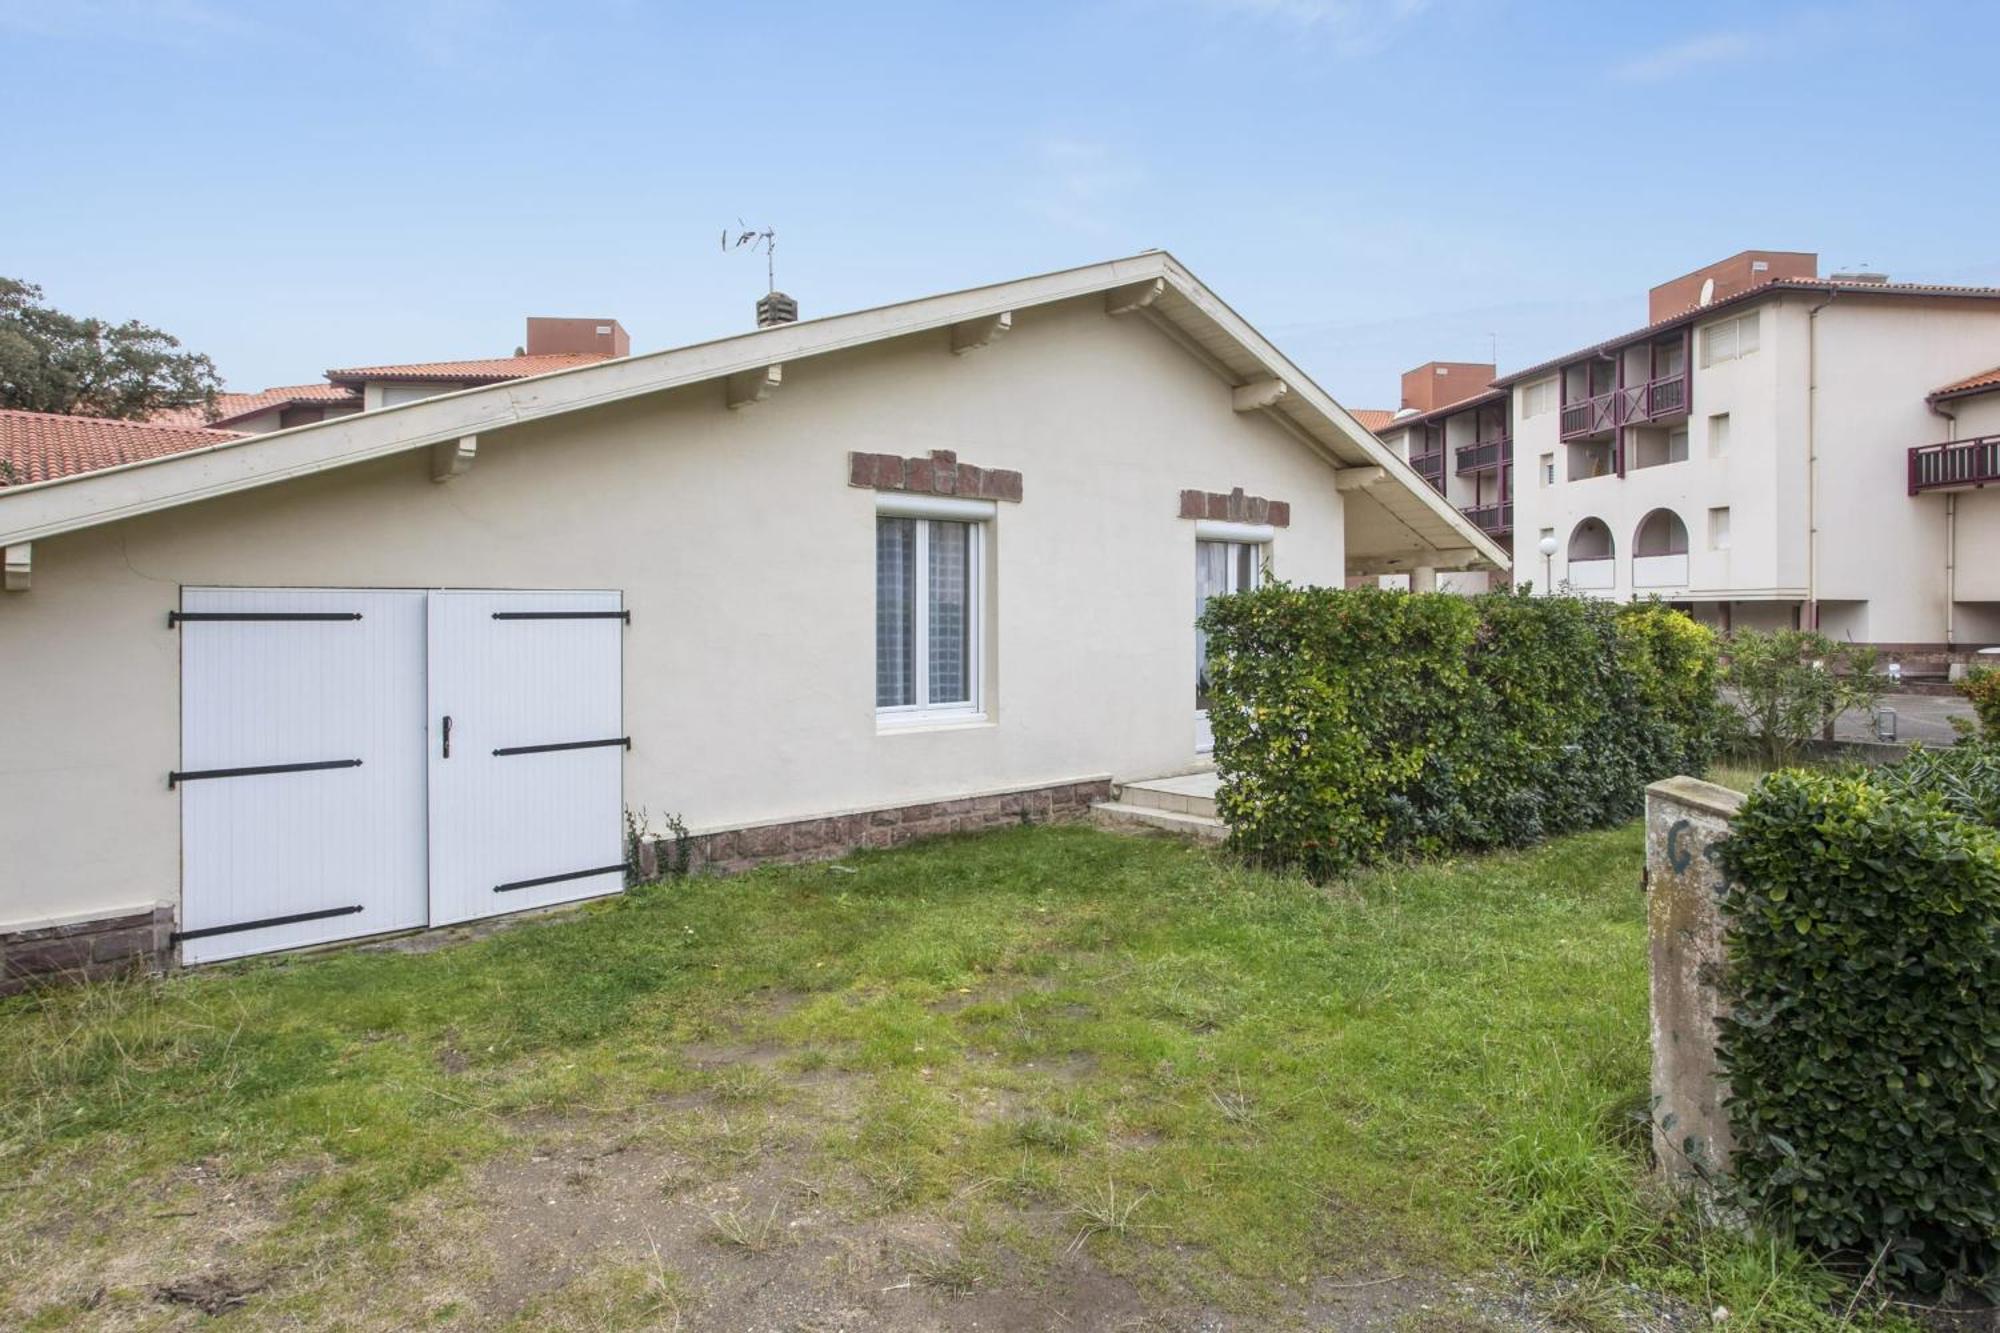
[756,292,799,328]
[1648,251,1817,322]
[1399,361,1496,414]
[524,317,630,359]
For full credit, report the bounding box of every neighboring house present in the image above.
[0,252,1503,986]
[143,316,632,434]
[1378,251,2000,651]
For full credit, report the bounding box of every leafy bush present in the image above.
[1199,586,1724,877]
[1723,629,1880,765]
[1959,665,2000,740]
[1865,740,2000,830]
[1717,768,2000,1299]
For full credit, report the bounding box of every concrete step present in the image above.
[1113,773,1219,820]
[1090,800,1227,842]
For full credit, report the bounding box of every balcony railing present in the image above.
[1411,449,1445,491]
[1465,500,1512,535]
[1454,437,1510,474]
[1568,558,1615,591]
[1559,372,1689,442]
[1909,434,2000,494]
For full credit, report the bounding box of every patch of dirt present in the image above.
[152,1269,267,1316]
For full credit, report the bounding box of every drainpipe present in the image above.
[1931,395,1959,647]
[1804,291,1838,631]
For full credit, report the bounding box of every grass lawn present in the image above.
[0,822,1869,1330]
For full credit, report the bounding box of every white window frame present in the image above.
[875,493,990,728]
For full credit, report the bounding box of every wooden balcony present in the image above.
[1559,372,1689,443]
[1454,437,1510,474]
[1411,449,1445,491]
[1464,500,1512,536]
[1909,435,2000,494]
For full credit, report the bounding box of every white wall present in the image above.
[1510,294,2000,642]
[0,296,1351,929]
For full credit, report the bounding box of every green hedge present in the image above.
[1717,765,2000,1298]
[1198,585,1724,877]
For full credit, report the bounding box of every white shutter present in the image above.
[425,590,626,927]
[178,588,429,964]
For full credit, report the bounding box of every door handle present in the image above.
[442,715,452,759]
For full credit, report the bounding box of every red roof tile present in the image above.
[1931,365,2000,401]
[150,383,361,429]
[1348,408,1396,433]
[1,410,243,487]
[324,352,611,385]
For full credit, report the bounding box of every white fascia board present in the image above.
[1153,256,1508,572]
[0,253,1175,548]
[0,246,1500,572]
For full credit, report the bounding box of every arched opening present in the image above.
[1568,518,1615,561]
[1634,509,1689,556]
[1633,509,1691,588]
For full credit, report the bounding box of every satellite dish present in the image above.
[1698,277,1716,306]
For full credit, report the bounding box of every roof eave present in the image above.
[0,251,1503,569]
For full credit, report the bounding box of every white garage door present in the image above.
[177,588,430,965]
[426,590,627,926]
[177,586,625,963]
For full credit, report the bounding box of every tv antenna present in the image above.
[722,221,777,294]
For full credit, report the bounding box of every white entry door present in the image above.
[178,588,430,964]
[426,590,627,926]
[1194,541,1262,753]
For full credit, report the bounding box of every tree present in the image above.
[1724,628,1881,765]
[0,277,220,420]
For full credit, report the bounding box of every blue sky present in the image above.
[5,0,1997,407]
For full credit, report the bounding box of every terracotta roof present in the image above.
[150,383,361,429]
[1347,408,1396,433]
[1931,365,2000,402]
[1,410,242,486]
[324,352,612,386]
[1493,275,2000,388]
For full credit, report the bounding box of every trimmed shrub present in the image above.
[1717,768,2000,1299]
[1960,665,2000,740]
[1199,586,1724,877]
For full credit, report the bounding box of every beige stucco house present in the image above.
[0,252,1502,985]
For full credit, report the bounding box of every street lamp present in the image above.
[1537,533,1558,594]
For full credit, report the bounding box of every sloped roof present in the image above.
[1493,276,2000,388]
[0,252,1507,571]
[1931,364,2000,402]
[1,410,243,487]
[325,352,611,385]
[1347,408,1396,433]
[150,383,361,430]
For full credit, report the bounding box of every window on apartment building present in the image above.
[1668,429,1689,464]
[1520,378,1557,419]
[1700,311,1761,367]
[877,514,983,723]
[1708,413,1730,458]
[1539,453,1556,487]
[1709,507,1732,551]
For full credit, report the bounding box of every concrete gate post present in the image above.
[1644,776,1745,1198]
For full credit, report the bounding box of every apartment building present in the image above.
[1380,251,2000,651]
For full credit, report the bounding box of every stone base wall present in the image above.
[643,778,1113,878]
[1,905,175,996]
